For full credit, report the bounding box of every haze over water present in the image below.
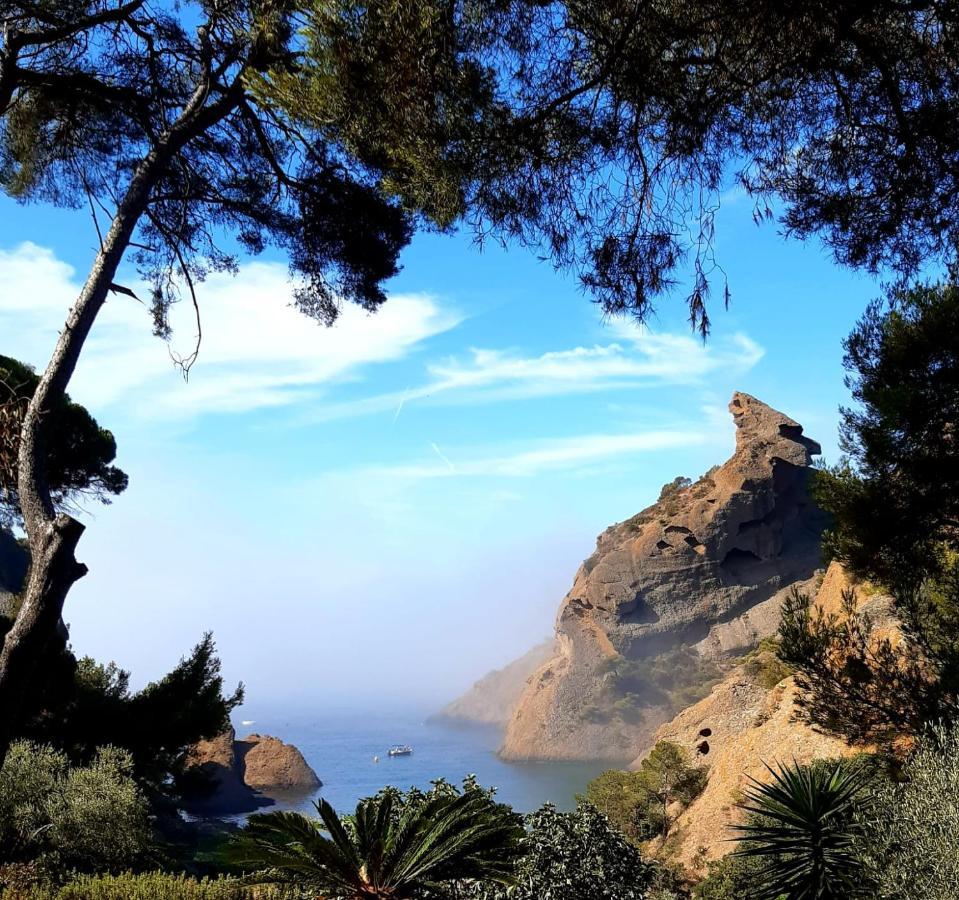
[229,709,614,818]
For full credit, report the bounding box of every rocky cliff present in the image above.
[639,562,878,876]
[184,726,321,812]
[500,393,827,761]
[433,639,557,727]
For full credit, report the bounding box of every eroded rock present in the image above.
[500,393,827,761]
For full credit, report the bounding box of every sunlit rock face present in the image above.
[500,393,827,761]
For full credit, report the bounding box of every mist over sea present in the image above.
[225,708,615,819]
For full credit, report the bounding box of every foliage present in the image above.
[463,802,656,900]
[658,477,692,505]
[230,777,524,899]
[0,1,418,341]
[279,1,959,332]
[0,871,294,899]
[598,646,723,719]
[814,282,959,589]
[740,639,793,690]
[731,759,874,900]
[858,721,959,899]
[0,356,127,528]
[784,284,959,741]
[691,854,767,900]
[633,743,708,841]
[20,634,242,800]
[0,740,151,873]
[584,742,707,844]
[778,577,959,743]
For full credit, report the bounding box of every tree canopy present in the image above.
[782,282,959,743]
[0,355,127,528]
[276,0,959,332]
[17,633,243,798]
[815,283,959,589]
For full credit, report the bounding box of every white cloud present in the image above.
[308,321,765,422]
[349,429,708,481]
[0,242,460,419]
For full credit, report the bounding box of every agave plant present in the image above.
[230,786,525,899]
[731,759,873,900]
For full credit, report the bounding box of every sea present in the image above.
[218,709,616,821]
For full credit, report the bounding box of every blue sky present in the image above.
[0,186,879,714]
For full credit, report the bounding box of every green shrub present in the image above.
[0,741,151,872]
[584,742,707,844]
[858,721,959,899]
[692,854,767,900]
[0,872,294,899]
[740,639,793,690]
[463,803,656,900]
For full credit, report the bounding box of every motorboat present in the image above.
[388,745,413,757]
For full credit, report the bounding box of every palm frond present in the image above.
[731,759,874,900]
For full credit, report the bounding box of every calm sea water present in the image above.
[223,710,615,819]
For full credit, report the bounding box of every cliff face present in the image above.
[434,639,557,727]
[500,393,827,761]
[640,562,873,876]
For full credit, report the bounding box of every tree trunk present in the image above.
[0,153,159,758]
[0,69,245,761]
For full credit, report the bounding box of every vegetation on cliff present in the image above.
[782,282,959,744]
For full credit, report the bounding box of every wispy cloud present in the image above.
[0,242,460,419]
[348,429,709,481]
[308,322,765,422]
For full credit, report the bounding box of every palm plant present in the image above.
[731,759,873,900]
[230,787,525,899]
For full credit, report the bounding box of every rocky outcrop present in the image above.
[433,639,557,727]
[637,562,871,876]
[239,733,322,791]
[500,393,827,761]
[643,673,855,876]
[184,725,320,812]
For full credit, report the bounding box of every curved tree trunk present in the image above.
[0,67,246,760]
[0,153,160,758]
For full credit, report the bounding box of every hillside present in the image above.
[638,562,881,875]
[433,639,557,726]
[500,393,828,761]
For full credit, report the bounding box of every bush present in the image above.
[0,741,151,873]
[859,721,959,899]
[0,872,293,899]
[464,802,656,900]
[740,639,793,690]
[584,742,707,844]
[692,854,766,900]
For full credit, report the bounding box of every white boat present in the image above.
[388,745,413,757]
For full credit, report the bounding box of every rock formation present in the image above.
[433,639,557,727]
[500,393,828,761]
[184,725,320,812]
[638,562,874,876]
[644,672,855,875]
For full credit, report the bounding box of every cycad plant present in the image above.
[731,759,873,900]
[230,785,525,899]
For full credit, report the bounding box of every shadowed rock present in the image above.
[183,725,321,814]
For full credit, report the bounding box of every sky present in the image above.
[0,185,881,716]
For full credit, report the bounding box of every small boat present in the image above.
[388,745,413,757]
[373,755,380,763]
